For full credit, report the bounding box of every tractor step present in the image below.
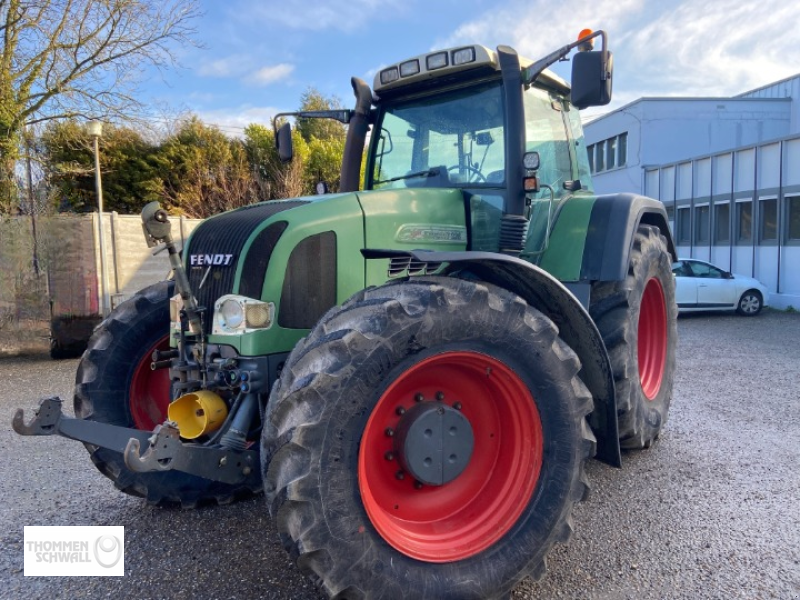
[13,397,259,486]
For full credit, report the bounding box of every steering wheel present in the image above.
[447,165,486,183]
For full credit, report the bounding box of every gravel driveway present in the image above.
[1,311,798,599]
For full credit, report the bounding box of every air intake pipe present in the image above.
[497,45,529,256]
[340,77,373,192]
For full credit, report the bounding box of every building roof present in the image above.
[736,73,800,98]
[584,95,789,125]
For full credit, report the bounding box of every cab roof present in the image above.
[373,44,570,97]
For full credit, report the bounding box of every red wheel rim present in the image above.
[638,278,668,400]
[358,351,543,562]
[129,336,171,430]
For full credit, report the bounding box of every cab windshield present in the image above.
[369,82,506,189]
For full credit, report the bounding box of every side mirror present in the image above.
[276,122,293,163]
[571,50,613,109]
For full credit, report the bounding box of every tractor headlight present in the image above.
[219,299,244,329]
[452,47,476,65]
[426,52,448,70]
[212,295,274,335]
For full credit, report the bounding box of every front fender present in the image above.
[363,248,621,467]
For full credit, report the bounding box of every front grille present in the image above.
[186,201,309,333]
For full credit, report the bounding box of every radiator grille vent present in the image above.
[186,201,308,333]
[388,257,444,278]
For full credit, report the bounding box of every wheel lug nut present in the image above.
[385,427,394,437]
[414,393,424,402]
[395,470,405,480]
[414,481,423,490]
[453,401,462,410]
[384,451,395,461]
[396,406,406,416]
[436,391,444,401]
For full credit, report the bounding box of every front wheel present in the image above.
[262,277,595,599]
[590,225,678,450]
[73,281,262,507]
[737,290,763,316]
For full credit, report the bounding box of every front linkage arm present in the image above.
[13,397,259,486]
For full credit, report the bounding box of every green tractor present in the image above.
[15,30,677,599]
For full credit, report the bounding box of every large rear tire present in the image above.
[590,225,677,449]
[262,277,595,599]
[73,281,262,507]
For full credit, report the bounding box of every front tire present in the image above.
[73,281,261,507]
[262,277,595,599]
[590,225,677,449]
[737,290,763,316]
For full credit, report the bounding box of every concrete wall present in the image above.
[0,212,202,328]
[103,213,200,309]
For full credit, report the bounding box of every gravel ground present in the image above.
[1,310,798,599]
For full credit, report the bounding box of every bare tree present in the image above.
[0,0,201,212]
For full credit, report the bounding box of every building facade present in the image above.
[584,75,800,309]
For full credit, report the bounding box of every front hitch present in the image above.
[13,397,259,486]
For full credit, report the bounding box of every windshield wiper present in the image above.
[375,167,441,185]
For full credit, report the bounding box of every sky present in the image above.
[141,0,800,135]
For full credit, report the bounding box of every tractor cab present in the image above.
[278,31,613,256]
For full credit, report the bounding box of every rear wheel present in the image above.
[590,225,677,449]
[262,277,595,599]
[74,281,261,507]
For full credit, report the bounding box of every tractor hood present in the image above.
[184,199,312,333]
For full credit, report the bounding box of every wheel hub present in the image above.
[394,401,474,486]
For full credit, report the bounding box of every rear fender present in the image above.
[581,194,677,282]
[363,248,621,467]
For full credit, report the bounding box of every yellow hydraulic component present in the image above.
[168,391,228,439]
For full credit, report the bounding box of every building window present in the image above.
[677,207,691,244]
[594,143,604,171]
[587,133,627,174]
[736,201,752,243]
[695,205,710,244]
[714,203,730,244]
[607,137,617,170]
[788,196,800,241]
[759,198,777,243]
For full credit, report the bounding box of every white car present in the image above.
[671,259,769,316]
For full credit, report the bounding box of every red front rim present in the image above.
[129,336,171,430]
[638,278,668,400]
[357,351,543,562]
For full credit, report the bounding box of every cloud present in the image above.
[245,64,295,86]
[434,0,800,110]
[435,0,644,60]
[238,0,406,32]
[621,0,800,97]
[197,55,252,78]
[194,105,285,135]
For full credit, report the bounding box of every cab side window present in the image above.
[522,86,572,200]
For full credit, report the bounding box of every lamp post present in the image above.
[88,120,111,317]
